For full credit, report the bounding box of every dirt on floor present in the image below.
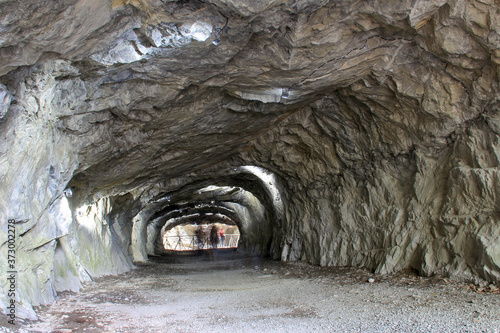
[2,249,500,333]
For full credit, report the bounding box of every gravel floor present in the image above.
[3,250,500,333]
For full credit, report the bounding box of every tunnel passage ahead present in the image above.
[128,166,285,264]
[160,222,240,252]
[23,252,500,332]
[40,164,289,311]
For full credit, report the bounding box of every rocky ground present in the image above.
[2,250,500,333]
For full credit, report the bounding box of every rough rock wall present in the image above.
[0,61,137,317]
[240,92,500,283]
[0,62,84,319]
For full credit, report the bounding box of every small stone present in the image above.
[368,278,375,283]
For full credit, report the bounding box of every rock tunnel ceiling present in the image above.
[0,0,500,319]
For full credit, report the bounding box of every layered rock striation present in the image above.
[0,0,499,318]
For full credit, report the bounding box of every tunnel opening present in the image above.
[160,222,240,252]
[108,165,288,266]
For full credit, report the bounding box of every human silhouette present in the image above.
[210,225,219,249]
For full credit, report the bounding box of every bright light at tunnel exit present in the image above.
[162,223,240,251]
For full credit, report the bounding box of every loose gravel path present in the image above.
[5,250,500,333]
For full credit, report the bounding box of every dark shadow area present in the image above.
[151,248,241,263]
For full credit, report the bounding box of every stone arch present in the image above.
[129,166,286,262]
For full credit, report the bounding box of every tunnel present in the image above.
[1,0,500,325]
[125,165,285,262]
[158,220,241,252]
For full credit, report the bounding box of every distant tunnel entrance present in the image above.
[160,222,240,252]
[135,165,285,262]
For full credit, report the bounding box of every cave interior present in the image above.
[0,0,500,319]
